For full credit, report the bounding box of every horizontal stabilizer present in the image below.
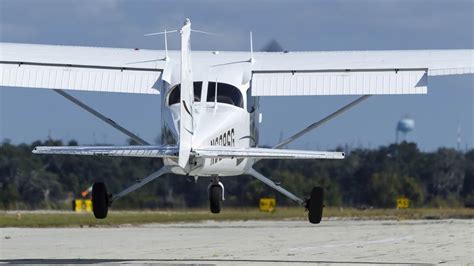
[193,147,344,160]
[33,145,344,160]
[33,145,178,158]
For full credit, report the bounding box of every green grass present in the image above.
[1,207,473,228]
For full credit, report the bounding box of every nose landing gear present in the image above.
[208,176,224,214]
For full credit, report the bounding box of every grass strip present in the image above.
[1,207,473,228]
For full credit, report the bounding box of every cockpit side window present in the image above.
[168,82,202,106]
[168,81,243,108]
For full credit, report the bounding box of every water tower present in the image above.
[396,116,415,143]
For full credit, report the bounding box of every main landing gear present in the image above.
[91,182,111,219]
[305,187,324,224]
[91,167,170,219]
[246,168,324,224]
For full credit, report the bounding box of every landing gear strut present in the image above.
[209,176,224,214]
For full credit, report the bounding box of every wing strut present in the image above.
[247,168,304,205]
[274,95,371,149]
[53,89,150,145]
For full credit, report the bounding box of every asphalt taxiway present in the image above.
[1,219,472,265]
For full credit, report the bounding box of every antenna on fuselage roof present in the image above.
[163,29,169,61]
[249,31,254,63]
[144,29,177,61]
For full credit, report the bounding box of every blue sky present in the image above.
[1,0,473,151]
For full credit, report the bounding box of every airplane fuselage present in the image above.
[161,80,260,176]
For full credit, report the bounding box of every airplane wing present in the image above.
[33,145,179,158]
[193,146,344,160]
[250,49,473,96]
[0,42,165,94]
[1,42,472,96]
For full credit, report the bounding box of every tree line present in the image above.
[0,139,473,209]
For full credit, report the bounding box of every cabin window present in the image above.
[168,82,202,105]
[168,82,243,108]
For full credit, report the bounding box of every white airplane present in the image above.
[1,19,472,223]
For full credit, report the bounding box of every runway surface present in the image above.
[1,219,473,265]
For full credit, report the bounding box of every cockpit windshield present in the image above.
[168,82,243,108]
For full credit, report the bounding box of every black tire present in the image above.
[308,187,324,224]
[209,185,222,214]
[92,182,108,219]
